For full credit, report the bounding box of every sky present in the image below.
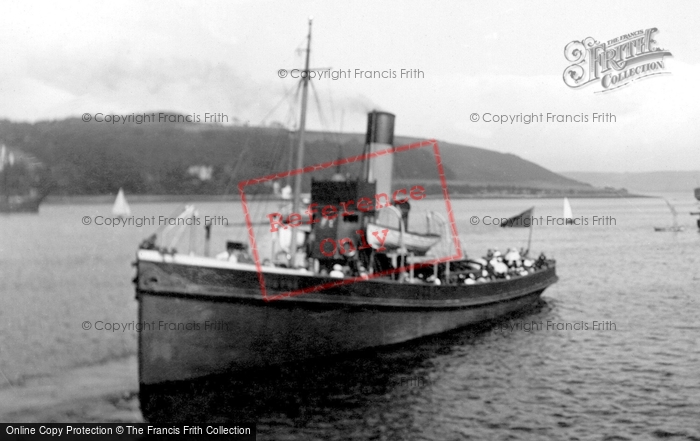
[0,0,698,173]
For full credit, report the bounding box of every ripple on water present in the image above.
[3,198,700,439]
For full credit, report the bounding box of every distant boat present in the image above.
[112,188,131,218]
[654,198,684,232]
[0,144,46,214]
[563,198,574,224]
[0,193,44,213]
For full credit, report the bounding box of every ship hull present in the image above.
[136,250,557,386]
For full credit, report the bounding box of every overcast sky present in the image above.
[1,0,698,172]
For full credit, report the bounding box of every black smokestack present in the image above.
[366,111,395,145]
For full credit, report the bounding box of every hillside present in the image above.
[0,116,616,197]
[563,171,700,193]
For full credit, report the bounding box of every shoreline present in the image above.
[44,194,241,205]
[425,192,650,199]
[0,356,142,423]
[43,192,652,205]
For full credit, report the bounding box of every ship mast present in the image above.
[290,17,313,267]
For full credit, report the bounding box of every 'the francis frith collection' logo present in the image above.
[563,27,672,93]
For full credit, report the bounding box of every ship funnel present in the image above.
[366,111,395,145]
[365,111,395,196]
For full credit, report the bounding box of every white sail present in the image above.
[563,198,573,220]
[112,188,131,218]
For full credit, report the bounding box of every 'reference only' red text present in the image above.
[267,185,426,233]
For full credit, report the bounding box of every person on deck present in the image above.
[330,264,345,278]
[505,248,521,268]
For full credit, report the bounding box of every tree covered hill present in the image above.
[0,115,601,197]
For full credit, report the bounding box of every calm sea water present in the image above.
[1,194,699,439]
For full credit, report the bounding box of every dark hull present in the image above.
[135,250,557,386]
[0,194,43,213]
[654,226,684,232]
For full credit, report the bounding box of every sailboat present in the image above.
[112,188,131,218]
[654,198,684,232]
[563,197,574,225]
[133,20,558,406]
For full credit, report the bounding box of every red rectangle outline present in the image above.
[238,139,462,302]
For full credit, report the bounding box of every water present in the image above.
[1,194,699,439]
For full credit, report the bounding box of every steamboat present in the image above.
[133,20,558,406]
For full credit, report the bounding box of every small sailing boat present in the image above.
[112,188,131,218]
[654,198,684,232]
[563,197,574,225]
